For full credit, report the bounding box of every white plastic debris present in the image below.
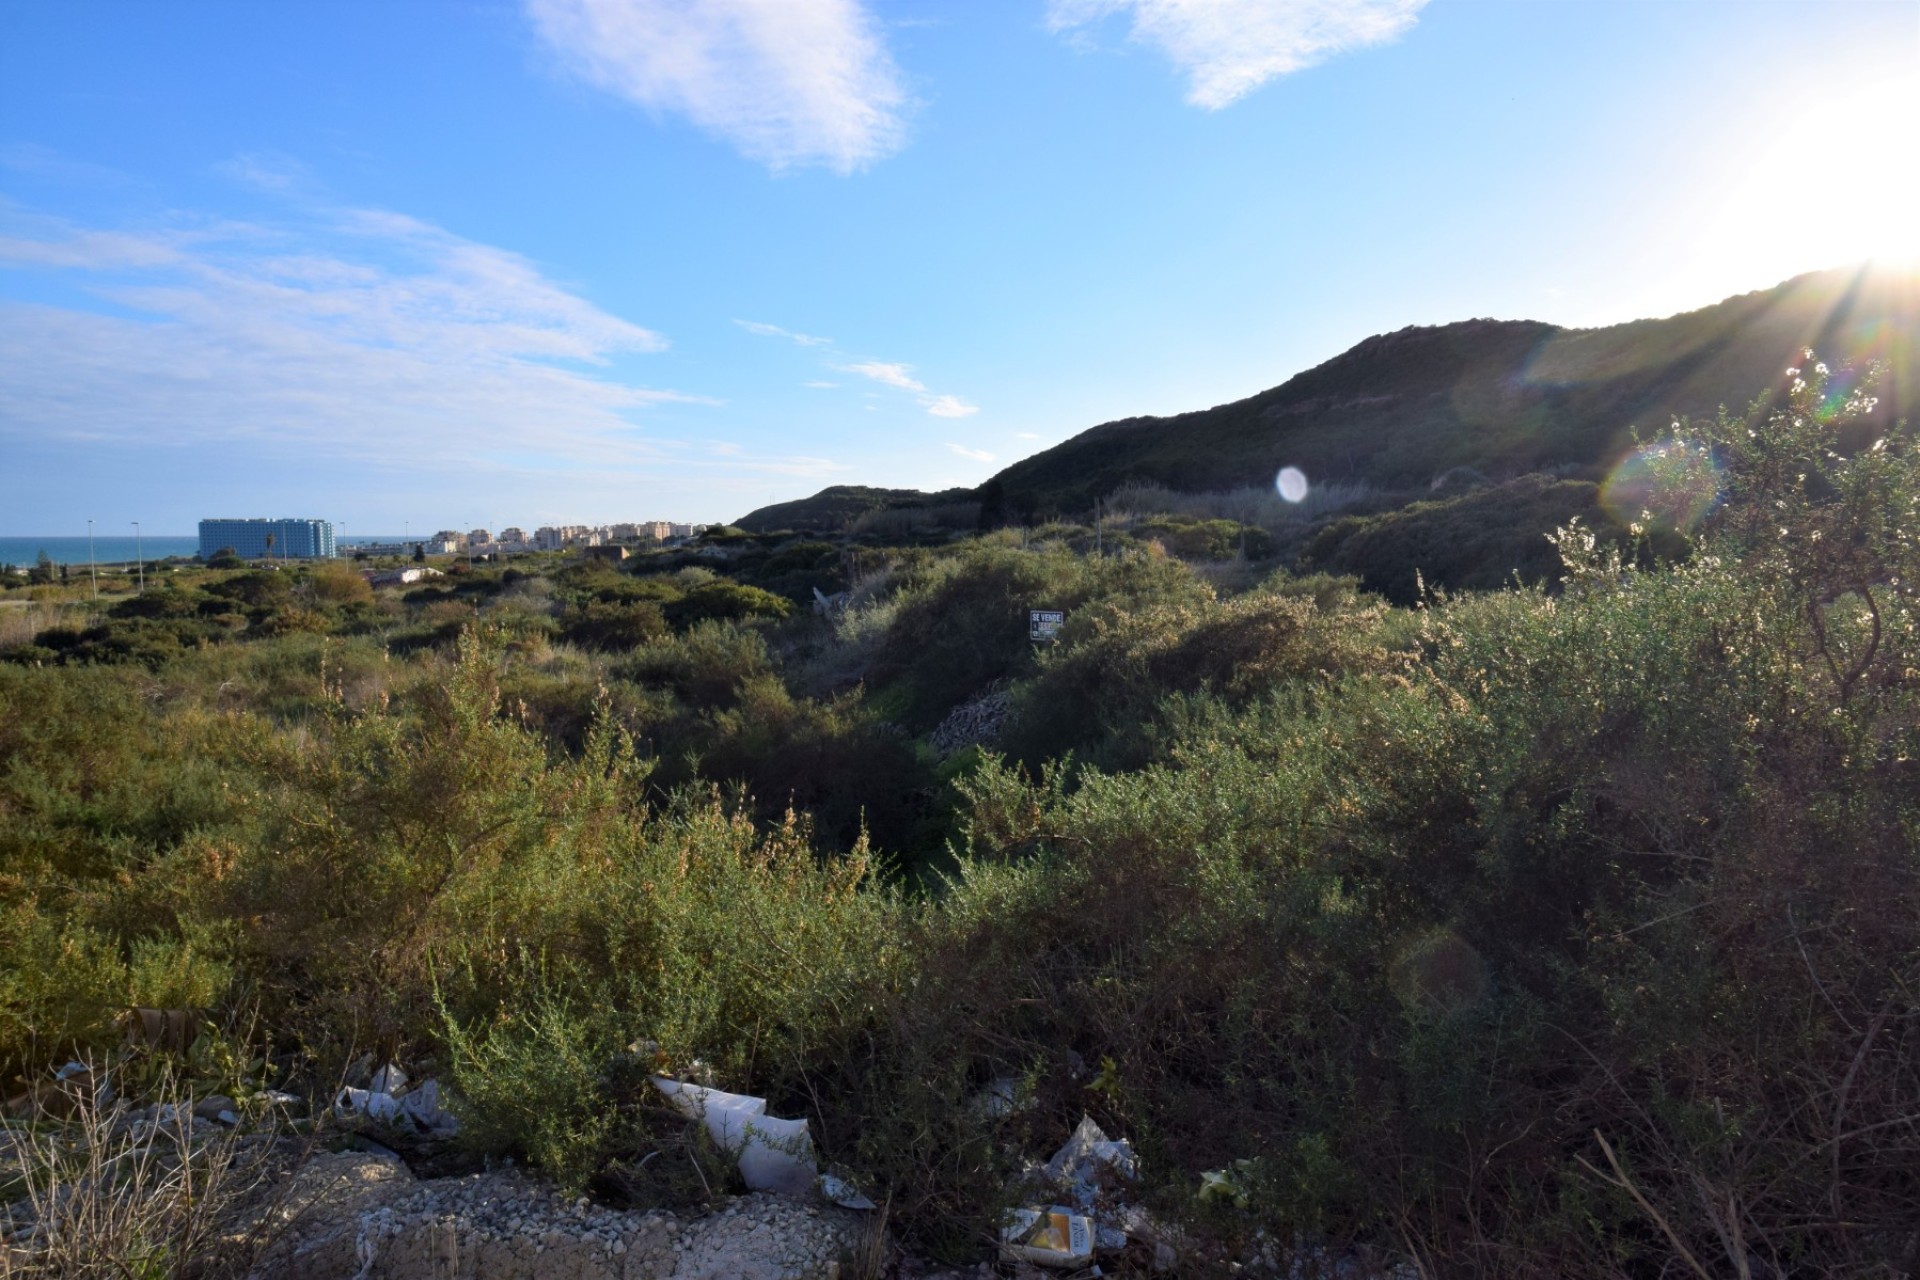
[650,1078,766,1151]
[1000,1205,1095,1267]
[818,1173,877,1211]
[967,1075,1027,1121]
[1046,1115,1137,1197]
[650,1075,875,1205]
[334,1074,459,1139]
[1031,1116,1141,1256]
[369,1063,408,1095]
[736,1113,817,1196]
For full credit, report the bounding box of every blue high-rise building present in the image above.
[198,518,336,560]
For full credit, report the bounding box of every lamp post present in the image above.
[131,521,143,593]
[87,518,97,601]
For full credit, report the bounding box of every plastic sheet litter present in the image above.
[649,1076,876,1208]
[967,1075,1028,1121]
[1010,1115,1160,1263]
[1046,1115,1138,1197]
[999,1205,1095,1268]
[333,1067,459,1139]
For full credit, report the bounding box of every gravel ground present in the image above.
[261,1149,875,1279]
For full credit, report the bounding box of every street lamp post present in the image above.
[132,521,143,593]
[87,518,97,601]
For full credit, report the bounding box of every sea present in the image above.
[0,535,415,566]
[1,535,199,567]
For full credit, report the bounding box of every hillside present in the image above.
[733,485,976,534]
[738,264,1917,528]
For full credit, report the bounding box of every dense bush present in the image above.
[2,362,1915,1273]
[1303,472,1614,602]
[870,542,1211,729]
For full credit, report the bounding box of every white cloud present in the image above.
[1016,431,1042,439]
[924,394,978,418]
[1047,0,1426,108]
[840,360,925,392]
[0,205,698,466]
[947,442,995,462]
[735,318,832,345]
[746,321,977,419]
[527,0,909,173]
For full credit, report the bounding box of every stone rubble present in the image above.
[927,682,1014,756]
[259,1149,873,1280]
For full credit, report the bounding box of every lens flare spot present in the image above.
[1275,466,1309,503]
[1601,441,1725,533]
[1389,929,1489,1013]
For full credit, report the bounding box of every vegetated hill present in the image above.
[991,264,1915,514]
[739,264,1916,534]
[733,484,975,533]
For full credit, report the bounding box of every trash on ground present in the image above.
[1045,1115,1137,1201]
[1002,1115,1152,1260]
[1000,1204,1095,1268]
[333,1065,459,1139]
[818,1173,877,1211]
[192,1094,240,1125]
[650,1075,876,1206]
[1198,1159,1256,1209]
[119,1006,201,1054]
[967,1075,1028,1121]
[5,1062,111,1119]
[736,1113,817,1196]
[650,1078,767,1151]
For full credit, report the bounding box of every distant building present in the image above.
[468,528,492,546]
[431,529,467,548]
[497,527,528,548]
[365,566,445,587]
[198,517,335,560]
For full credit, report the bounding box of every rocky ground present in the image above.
[249,1148,888,1280]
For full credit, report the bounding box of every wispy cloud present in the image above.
[526,0,909,173]
[1047,0,1426,108]
[925,394,978,419]
[841,360,925,392]
[947,442,995,462]
[0,144,137,188]
[744,320,978,417]
[1016,431,1042,439]
[0,203,699,467]
[735,318,833,346]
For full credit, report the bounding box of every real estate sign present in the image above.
[1029,608,1064,643]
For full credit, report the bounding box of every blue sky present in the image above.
[2,0,1915,533]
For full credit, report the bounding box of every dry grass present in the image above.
[0,602,86,651]
[0,1067,289,1280]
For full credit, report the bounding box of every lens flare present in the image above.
[1600,440,1725,533]
[1275,466,1309,503]
[1389,929,1489,1013]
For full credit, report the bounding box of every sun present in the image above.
[1680,74,1920,295]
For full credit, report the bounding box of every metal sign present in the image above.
[1029,609,1064,643]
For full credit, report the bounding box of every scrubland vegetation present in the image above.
[4,365,1917,1274]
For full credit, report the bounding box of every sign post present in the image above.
[1029,609,1064,643]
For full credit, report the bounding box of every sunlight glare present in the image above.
[1696,76,1920,282]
